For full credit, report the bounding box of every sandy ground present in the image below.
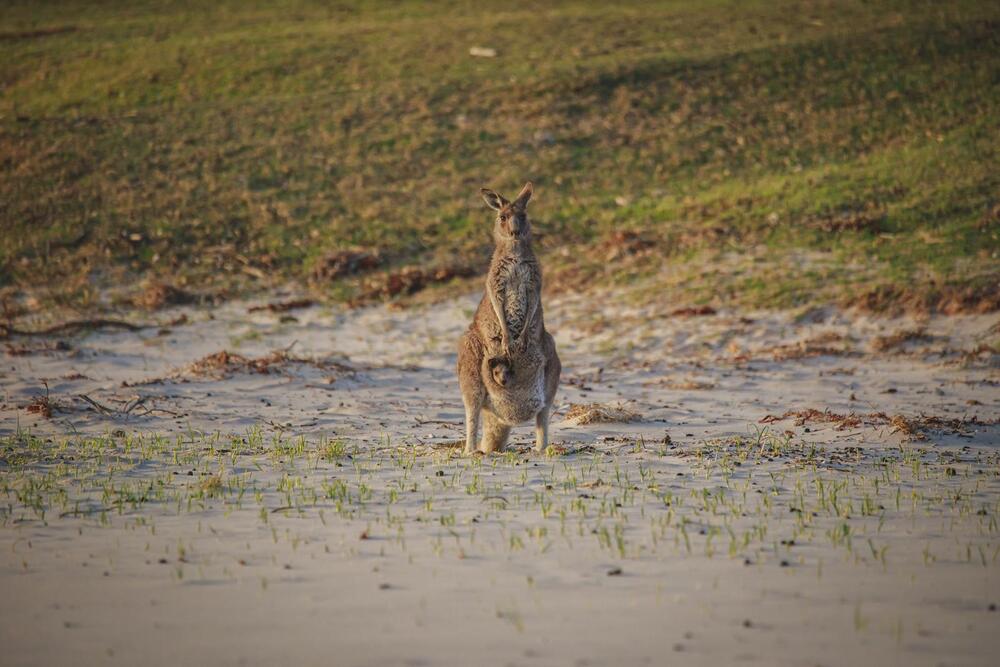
[1,286,999,666]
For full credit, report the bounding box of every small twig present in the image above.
[2,319,149,338]
[122,396,146,415]
[77,394,114,416]
[415,418,459,426]
[481,495,509,505]
[133,405,183,417]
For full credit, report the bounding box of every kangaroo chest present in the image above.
[500,263,536,339]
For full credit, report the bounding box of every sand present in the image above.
[1,286,998,666]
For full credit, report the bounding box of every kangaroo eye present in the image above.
[500,214,509,222]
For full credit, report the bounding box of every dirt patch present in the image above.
[1,292,28,321]
[979,203,999,230]
[884,414,993,440]
[133,282,195,310]
[596,230,656,262]
[248,298,315,314]
[184,350,299,378]
[669,305,717,317]
[649,378,716,390]
[25,395,54,418]
[676,224,733,251]
[565,402,641,425]
[808,209,884,234]
[357,264,477,301]
[182,349,352,379]
[871,328,933,353]
[731,333,851,362]
[770,336,851,361]
[1,318,149,338]
[846,281,1000,315]
[312,248,382,282]
[5,340,72,356]
[761,408,864,430]
[0,26,77,41]
[955,343,999,367]
[760,409,991,440]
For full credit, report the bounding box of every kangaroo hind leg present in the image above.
[480,411,511,454]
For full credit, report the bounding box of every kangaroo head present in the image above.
[488,355,513,387]
[480,182,533,243]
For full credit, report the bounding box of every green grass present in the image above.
[1,0,997,312]
[2,425,998,569]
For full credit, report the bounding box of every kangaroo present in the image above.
[457,181,561,455]
[486,355,513,388]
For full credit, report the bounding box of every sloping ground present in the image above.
[1,0,998,313]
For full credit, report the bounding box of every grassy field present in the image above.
[1,0,998,314]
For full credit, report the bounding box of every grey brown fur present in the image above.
[457,182,561,454]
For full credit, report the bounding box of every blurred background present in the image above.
[1,0,997,315]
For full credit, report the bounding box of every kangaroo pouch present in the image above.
[482,345,546,425]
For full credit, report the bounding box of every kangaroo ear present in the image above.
[481,188,509,211]
[513,181,533,208]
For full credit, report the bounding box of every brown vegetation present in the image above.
[760,409,991,440]
[565,403,641,425]
[871,328,933,352]
[846,282,1000,315]
[185,350,298,378]
[183,349,352,379]
[730,333,852,362]
[596,230,656,262]
[25,395,54,418]
[247,299,315,314]
[669,305,717,317]
[356,264,477,302]
[808,209,884,234]
[132,282,195,310]
[311,249,383,282]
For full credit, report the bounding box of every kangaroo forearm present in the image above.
[487,285,510,341]
[521,297,539,337]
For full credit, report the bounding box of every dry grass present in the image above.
[565,402,641,425]
[131,282,195,311]
[845,282,1000,316]
[669,306,718,318]
[198,475,224,497]
[652,378,716,391]
[871,328,933,353]
[311,248,383,283]
[761,408,992,440]
[25,395,54,418]
[731,333,852,363]
[5,340,71,356]
[182,348,354,380]
[808,208,885,234]
[761,408,864,430]
[247,298,314,314]
[593,229,656,263]
[355,264,477,303]
[184,350,298,379]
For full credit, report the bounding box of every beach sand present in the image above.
[1,287,998,665]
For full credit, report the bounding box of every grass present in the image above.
[1,0,998,313]
[2,424,998,570]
